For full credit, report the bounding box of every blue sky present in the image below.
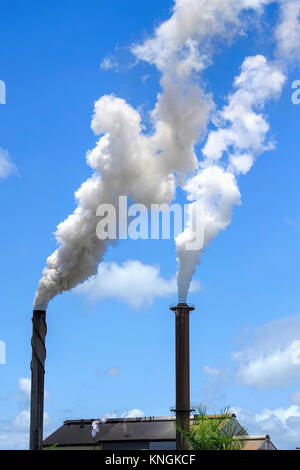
[0,0,300,450]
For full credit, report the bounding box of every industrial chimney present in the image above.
[170,303,194,450]
[30,310,47,450]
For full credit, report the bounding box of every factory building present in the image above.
[43,415,277,450]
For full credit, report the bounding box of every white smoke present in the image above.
[34,96,176,309]
[176,55,286,301]
[34,0,287,309]
[275,0,300,62]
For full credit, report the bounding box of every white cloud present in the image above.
[18,378,31,400]
[75,260,200,308]
[0,378,52,450]
[96,366,121,376]
[18,377,49,401]
[203,366,220,377]
[12,409,51,433]
[255,405,300,429]
[101,411,118,420]
[96,409,145,421]
[122,409,145,419]
[0,148,16,179]
[0,411,50,450]
[106,366,121,376]
[13,409,30,432]
[284,215,300,228]
[233,404,300,450]
[202,365,232,405]
[0,428,31,451]
[142,74,151,84]
[291,391,300,404]
[233,314,300,389]
[100,56,119,71]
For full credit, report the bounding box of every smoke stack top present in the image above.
[170,303,195,309]
[34,1,288,309]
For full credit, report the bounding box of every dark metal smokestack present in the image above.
[30,310,47,450]
[170,303,194,450]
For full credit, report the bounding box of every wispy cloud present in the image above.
[0,378,51,450]
[233,314,300,390]
[106,366,121,376]
[284,215,300,228]
[0,148,17,180]
[93,408,145,421]
[100,56,119,71]
[96,366,121,376]
[290,390,300,404]
[202,365,232,406]
[233,404,300,450]
[122,409,145,419]
[18,378,31,400]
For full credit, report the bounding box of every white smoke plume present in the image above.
[275,0,300,62]
[34,96,176,309]
[34,0,287,309]
[176,55,286,301]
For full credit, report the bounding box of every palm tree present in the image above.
[177,405,247,450]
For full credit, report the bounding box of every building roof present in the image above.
[43,416,276,450]
[44,417,176,447]
[239,435,277,451]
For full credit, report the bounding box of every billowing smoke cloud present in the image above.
[34,0,288,309]
[34,96,176,309]
[176,55,286,301]
[275,0,300,62]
